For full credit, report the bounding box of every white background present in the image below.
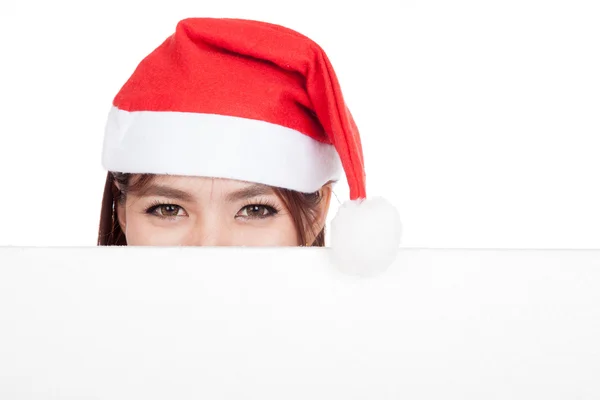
[0,0,599,247]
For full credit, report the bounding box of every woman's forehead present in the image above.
[139,175,275,197]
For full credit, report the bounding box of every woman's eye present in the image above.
[149,204,185,218]
[238,204,276,219]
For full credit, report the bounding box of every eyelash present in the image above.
[144,198,281,220]
[236,198,281,220]
[145,200,185,220]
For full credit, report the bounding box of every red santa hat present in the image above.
[101,18,402,276]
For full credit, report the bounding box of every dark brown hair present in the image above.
[98,172,326,246]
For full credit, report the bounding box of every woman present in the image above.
[97,18,400,270]
[99,173,333,247]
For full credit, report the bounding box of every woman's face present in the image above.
[116,175,329,246]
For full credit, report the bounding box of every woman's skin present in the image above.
[116,175,332,246]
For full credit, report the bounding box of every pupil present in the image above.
[249,205,263,215]
[162,205,178,215]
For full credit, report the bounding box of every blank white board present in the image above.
[0,247,599,399]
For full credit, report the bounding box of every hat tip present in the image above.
[329,197,402,277]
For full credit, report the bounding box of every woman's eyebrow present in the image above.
[138,184,195,202]
[225,184,274,202]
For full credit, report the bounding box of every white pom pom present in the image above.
[329,197,402,277]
